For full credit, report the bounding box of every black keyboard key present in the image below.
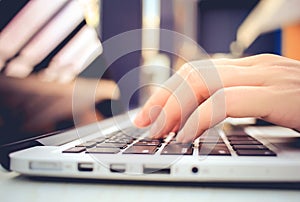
[227,136,255,141]
[199,148,231,156]
[90,137,106,143]
[134,140,161,146]
[161,144,193,155]
[199,135,220,140]
[168,141,193,146]
[230,140,262,145]
[199,144,231,156]
[96,143,127,149]
[199,143,227,148]
[232,145,268,150]
[76,142,97,148]
[168,141,193,147]
[140,138,163,143]
[123,145,157,154]
[199,135,223,142]
[115,136,135,141]
[63,147,86,153]
[104,133,118,139]
[236,149,276,156]
[105,139,132,144]
[198,139,225,144]
[86,148,120,154]
[199,143,227,149]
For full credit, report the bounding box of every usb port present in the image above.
[110,164,126,173]
[78,163,93,172]
[143,167,171,175]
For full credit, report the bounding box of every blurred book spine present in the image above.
[282,23,300,61]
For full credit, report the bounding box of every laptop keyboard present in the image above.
[62,126,276,157]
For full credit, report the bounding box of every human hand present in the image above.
[134,54,300,142]
[0,0,102,83]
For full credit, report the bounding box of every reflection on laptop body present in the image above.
[1,109,300,183]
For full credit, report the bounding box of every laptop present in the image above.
[1,108,300,183]
[1,0,300,184]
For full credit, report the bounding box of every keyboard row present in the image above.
[62,127,276,157]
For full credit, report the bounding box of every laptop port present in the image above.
[110,164,126,173]
[78,163,93,172]
[143,167,171,175]
[191,167,199,174]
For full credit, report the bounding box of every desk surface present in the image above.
[1,170,300,202]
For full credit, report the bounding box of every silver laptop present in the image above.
[2,0,300,184]
[2,108,300,183]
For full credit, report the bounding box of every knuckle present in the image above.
[178,62,194,76]
[257,53,277,60]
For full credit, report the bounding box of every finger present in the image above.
[134,69,187,127]
[149,77,199,138]
[176,86,272,143]
[39,26,102,83]
[0,0,68,70]
[5,0,84,78]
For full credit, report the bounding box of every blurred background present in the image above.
[0,0,299,144]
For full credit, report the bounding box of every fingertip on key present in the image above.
[149,122,160,137]
[176,130,194,144]
[176,130,184,142]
